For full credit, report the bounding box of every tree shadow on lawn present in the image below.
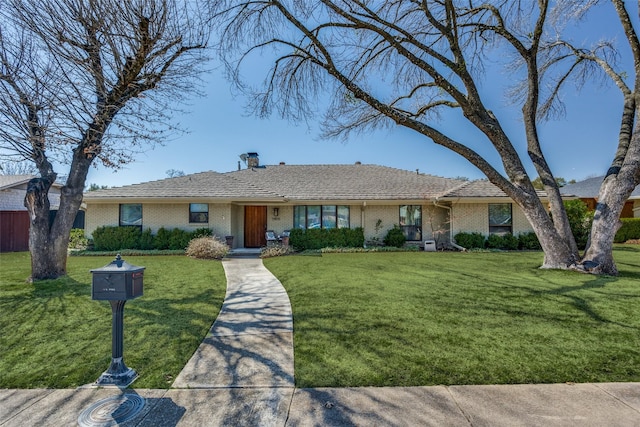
[4,277,222,388]
[171,283,295,388]
[528,275,640,330]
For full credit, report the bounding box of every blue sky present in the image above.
[85,3,636,188]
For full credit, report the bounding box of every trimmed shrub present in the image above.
[486,233,519,250]
[518,232,541,250]
[168,228,192,250]
[92,226,142,251]
[327,228,347,247]
[153,227,172,250]
[139,228,155,250]
[192,227,213,238]
[68,228,89,250]
[383,225,406,248]
[615,218,640,243]
[289,227,365,251]
[454,232,485,249]
[185,236,229,259]
[345,227,365,247]
[91,226,213,251]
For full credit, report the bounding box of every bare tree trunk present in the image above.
[582,120,640,275]
[583,193,623,275]
[1,0,208,281]
[508,190,578,269]
[24,178,62,280]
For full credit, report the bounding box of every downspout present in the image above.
[433,199,466,251]
[362,201,366,248]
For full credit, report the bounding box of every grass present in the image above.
[264,246,640,388]
[0,252,226,389]
[3,247,640,390]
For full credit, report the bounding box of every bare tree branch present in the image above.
[0,0,211,280]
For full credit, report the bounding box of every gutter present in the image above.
[433,199,466,251]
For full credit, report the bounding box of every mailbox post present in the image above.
[91,254,144,387]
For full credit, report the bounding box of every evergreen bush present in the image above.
[91,226,213,251]
[486,233,519,250]
[92,226,141,251]
[289,227,365,250]
[454,232,485,249]
[383,225,406,248]
[517,232,541,250]
[139,228,155,250]
[153,227,172,250]
[168,228,192,250]
[615,218,640,243]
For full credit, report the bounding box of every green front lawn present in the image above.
[3,247,640,389]
[0,253,226,388]
[264,246,640,387]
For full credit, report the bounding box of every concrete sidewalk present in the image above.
[3,257,640,426]
[3,382,640,426]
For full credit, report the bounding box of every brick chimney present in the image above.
[247,152,259,168]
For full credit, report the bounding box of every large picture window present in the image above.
[489,203,512,235]
[294,205,350,229]
[189,203,209,223]
[400,205,422,240]
[120,204,142,227]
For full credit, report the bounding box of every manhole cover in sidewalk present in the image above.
[78,394,146,427]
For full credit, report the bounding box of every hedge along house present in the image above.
[83,154,541,249]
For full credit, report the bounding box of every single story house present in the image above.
[0,175,68,252]
[83,154,541,249]
[560,176,640,218]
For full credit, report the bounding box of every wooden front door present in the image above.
[244,206,267,248]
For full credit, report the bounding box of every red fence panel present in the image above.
[0,211,30,252]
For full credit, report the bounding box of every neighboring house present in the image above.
[0,175,58,252]
[83,154,542,249]
[0,175,85,252]
[561,176,640,218]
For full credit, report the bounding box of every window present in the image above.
[293,205,350,229]
[307,206,321,229]
[322,205,337,229]
[399,205,422,240]
[489,203,512,235]
[294,206,306,229]
[120,204,142,227]
[189,203,209,223]
[338,206,350,228]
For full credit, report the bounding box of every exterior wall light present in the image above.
[273,207,279,217]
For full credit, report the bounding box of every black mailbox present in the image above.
[91,254,144,300]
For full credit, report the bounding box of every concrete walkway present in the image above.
[172,257,294,389]
[3,257,640,426]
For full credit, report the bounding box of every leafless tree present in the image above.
[0,0,210,280]
[212,0,638,274]
[533,0,640,274]
[166,168,186,177]
[0,160,37,175]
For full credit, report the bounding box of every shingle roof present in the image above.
[83,171,284,201]
[84,164,468,202]
[0,175,34,191]
[561,175,640,198]
[227,164,467,201]
[439,179,547,199]
[0,175,64,191]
